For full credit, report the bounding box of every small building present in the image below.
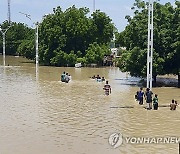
[111,48,118,57]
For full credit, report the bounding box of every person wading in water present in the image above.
[153,94,158,110]
[138,87,145,105]
[145,88,153,110]
[103,80,111,96]
[170,99,178,110]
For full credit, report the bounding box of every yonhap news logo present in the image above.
[108,132,123,148]
[109,132,180,149]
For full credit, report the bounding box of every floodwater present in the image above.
[0,56,180,154]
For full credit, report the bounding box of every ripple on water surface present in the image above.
[0,57,180,154]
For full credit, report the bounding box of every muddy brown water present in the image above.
[0,56,180,154]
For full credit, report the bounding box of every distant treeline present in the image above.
[0,5,114,66]
[0,1,179,87]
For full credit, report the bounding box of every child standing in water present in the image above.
[103,81,111,96]
[153,94,158,110]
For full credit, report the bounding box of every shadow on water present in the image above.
[110,105,170,109]
[115,76,141,86]
[110,106,134,109]
[20,61,34,64]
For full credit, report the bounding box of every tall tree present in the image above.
[85,42,111,65]
[39,5,114,66]
[90,10,114,45]
[163,1,180,87]
[116,0,180,87]
[0,21,33,55]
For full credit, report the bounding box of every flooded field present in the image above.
[0,56,180,154]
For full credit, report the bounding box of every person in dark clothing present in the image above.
[135,91,139,101]
[145,88,153,110]
[170,99,178,110]
[103,81,111,96]
[102,77,105,82]
[138,87,145,105]
[153,94,158,110]
[91,75,96,79]
[61,71,66,82]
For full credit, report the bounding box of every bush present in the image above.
[50,50,77,67]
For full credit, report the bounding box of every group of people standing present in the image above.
[61,71,71,83]
[135,87,178,110]
[135,87,156,110]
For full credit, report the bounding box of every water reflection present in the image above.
[3,54,5,66]
[0,56,180,154]
[36,63,39,82]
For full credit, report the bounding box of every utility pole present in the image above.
[0,27,11,66]
[19,12,39,80]
[147,0,154,89]
[7,0,11,23]
[93,0,95,11]
[0,0,11,66]
[19,12,39,66]
[35,22,39,66]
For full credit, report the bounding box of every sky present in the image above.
[0,0,176,32]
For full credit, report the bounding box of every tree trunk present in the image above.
[153,75,157,87]
[178,73,180,88]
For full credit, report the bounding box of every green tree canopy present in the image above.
[0,21,34,55]
[38,5,114,66]
[1,5,115,67]
[85,42,111,65]
[116,0,180,87]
